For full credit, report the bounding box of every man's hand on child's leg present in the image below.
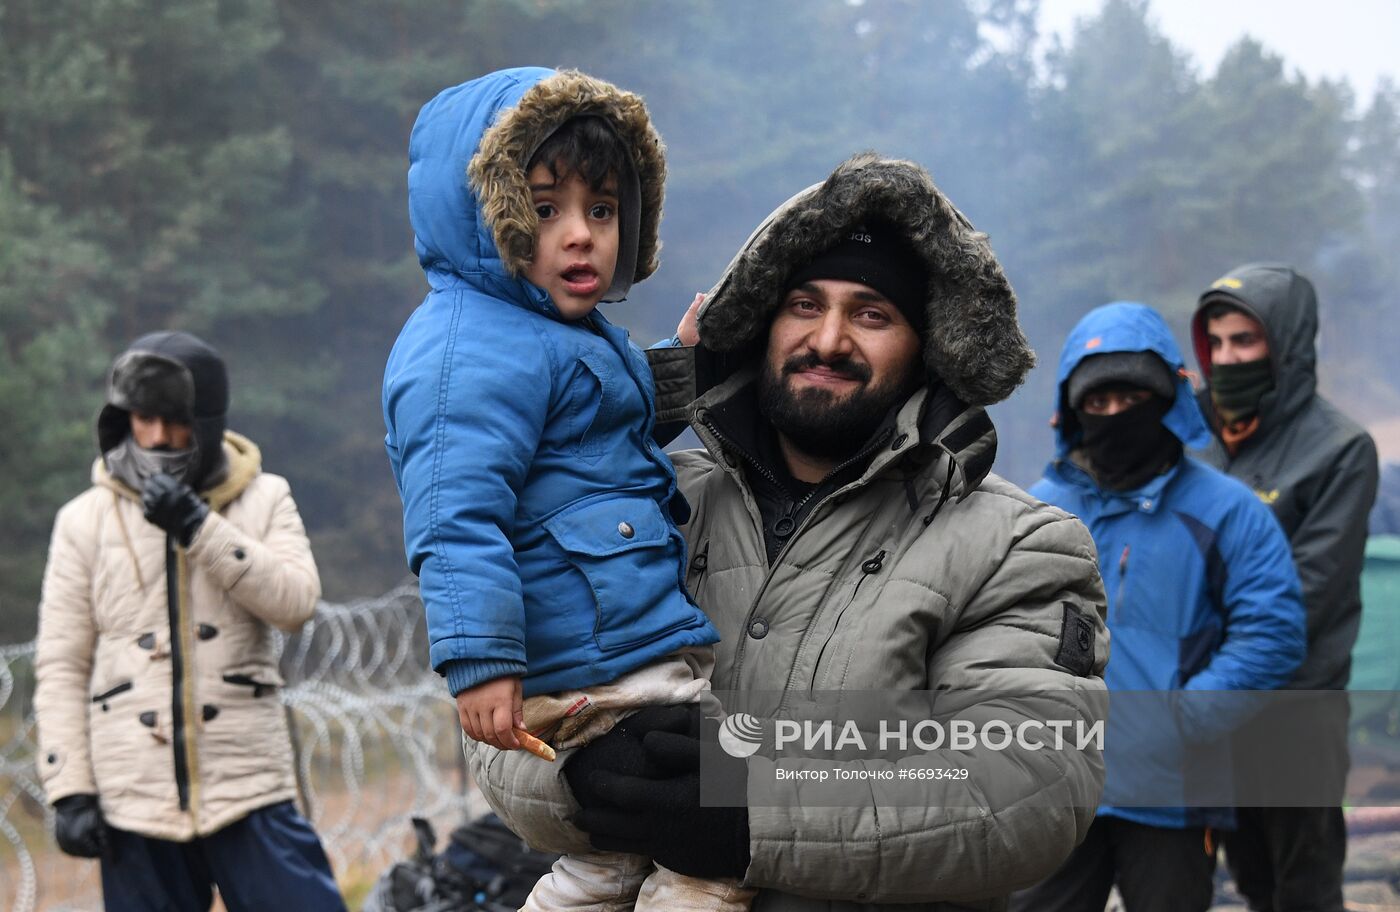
[456,676,524,750]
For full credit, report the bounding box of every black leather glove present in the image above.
[53,794,108,858]
[573,713,750,879]
[142,473,209,546]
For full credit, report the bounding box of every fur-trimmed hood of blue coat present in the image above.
[409,66,666,306]
[1051,302,1213,457]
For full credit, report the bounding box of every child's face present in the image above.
[524,162,620,320]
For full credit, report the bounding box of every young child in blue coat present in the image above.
[382,67,751,909]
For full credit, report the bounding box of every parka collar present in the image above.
[690,374,996,504]
[1047,453,1181,517]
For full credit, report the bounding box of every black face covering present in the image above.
[1074,396,1180,491]
[1209,358,1274,425]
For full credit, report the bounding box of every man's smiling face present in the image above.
[759,278,923,460]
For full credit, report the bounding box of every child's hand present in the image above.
[456,676,524,750]
[676,292,704,346]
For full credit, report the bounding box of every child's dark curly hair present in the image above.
[527,116,630,190]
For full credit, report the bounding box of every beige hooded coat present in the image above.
[34,431,320,840]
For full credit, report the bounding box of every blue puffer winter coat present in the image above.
[382,68,717,698]
[1032,302,1305,829]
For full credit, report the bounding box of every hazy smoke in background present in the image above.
[1,0,1396,637]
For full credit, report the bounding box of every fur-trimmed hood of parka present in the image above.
[409,67,665,305]
[694,152,1035,407]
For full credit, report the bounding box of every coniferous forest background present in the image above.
[3,0,1399,639]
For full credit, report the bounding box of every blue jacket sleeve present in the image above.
[383,302,553,692]
[1028,477,1055,502]
[1178,490,1306,739]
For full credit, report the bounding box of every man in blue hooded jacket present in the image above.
[1011,302,1305,912]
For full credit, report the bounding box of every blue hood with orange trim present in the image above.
[1052,302,1213,457]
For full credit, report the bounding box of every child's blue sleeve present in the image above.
[384,303,552,694]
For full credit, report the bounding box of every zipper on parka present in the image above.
[698,412,897,692]
[809,550,886,692]
[1114,544,1130,623]
[700,414,890,565]
[165,535,199,816]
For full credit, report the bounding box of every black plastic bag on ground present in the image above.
[362,814,559,911]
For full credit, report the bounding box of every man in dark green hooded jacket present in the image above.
[1191,262,1379,912]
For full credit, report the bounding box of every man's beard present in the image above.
[758,352,923,462]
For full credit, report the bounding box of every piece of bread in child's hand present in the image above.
[514,727,556,761]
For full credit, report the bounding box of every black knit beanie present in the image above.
[1065,351,1176,410]
[785,222,928,332]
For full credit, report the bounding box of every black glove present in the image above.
[573,713,750,879]
[564,703,699,812]
[142,473,209,546]
[53,794,108,858]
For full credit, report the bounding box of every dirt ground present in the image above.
[8,797,1399,909]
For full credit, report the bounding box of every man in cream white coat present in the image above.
[34,331,345,912]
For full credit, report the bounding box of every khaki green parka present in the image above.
[468,153,1110,909]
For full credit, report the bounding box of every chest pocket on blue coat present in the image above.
[543,494,686,654]
[564,352,618,460]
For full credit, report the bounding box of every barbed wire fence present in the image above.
[0,584,478,912]
[7,587,1400,911]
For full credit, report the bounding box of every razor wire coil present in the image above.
[0,584,470,912]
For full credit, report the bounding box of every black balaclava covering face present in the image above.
[98,331,229,489]
[1074,395,1179,491]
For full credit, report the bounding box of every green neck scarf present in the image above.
[1210,358,1273,424]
